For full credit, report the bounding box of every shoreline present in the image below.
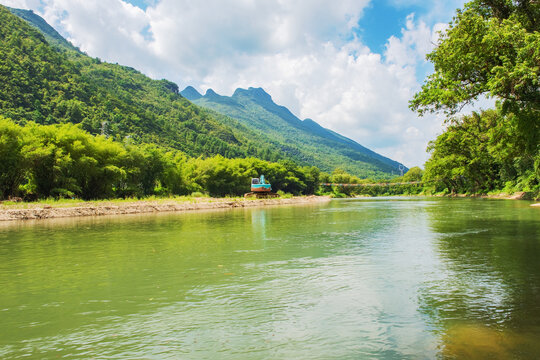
[0,196,331,222]
[443,192,539,203]
[0,194,536,222]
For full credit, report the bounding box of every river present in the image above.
[1,198,539,359]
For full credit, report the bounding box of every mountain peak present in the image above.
[205,88,219,97]
[180,86,202,100]
[189,85,405,176]
[233,87,272,103]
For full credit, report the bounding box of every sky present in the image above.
[0,0,484,167]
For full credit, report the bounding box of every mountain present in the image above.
[181,86,203,101]
[6,7,79,53]
[4,5,404,178]
[0,5,284,161]
[183,86,404,177]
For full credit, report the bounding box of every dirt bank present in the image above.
[0,196,331,222]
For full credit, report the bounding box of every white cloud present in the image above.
[190,14,452,167]
[0,0,467,168]
[0,0,40,9]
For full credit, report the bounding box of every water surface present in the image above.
[1,198,539,359]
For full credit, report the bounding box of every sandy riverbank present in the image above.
[0,196,331,222]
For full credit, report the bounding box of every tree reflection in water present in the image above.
[419,199,540,358]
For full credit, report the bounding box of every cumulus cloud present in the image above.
[0,0,468,167]
[202,15,448,167]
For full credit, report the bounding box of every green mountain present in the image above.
[0,5,283,161]
[6,7,79,53]
[184,86,404,177]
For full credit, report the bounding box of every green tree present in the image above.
[0,116,27,199]
[422,109,512,194]
[402,167,423,182]
[410,0,539,152]
[22,122,127,199]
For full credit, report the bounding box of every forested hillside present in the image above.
[0,116,322,200]
[0,5,405,200]
[181,86,400,178]
[185,86,404,178]
[0,6,282,161]
[7,7,79,53]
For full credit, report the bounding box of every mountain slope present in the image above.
[185,86,404,177]
[0,5,283,161]
[7,7,79,53]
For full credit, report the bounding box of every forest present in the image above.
[0,5,285,163]
[0,117,326,200]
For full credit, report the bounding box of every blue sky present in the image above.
[358,1,417,53]
[1,0,471,166]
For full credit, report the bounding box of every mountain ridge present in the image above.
[7,6,80,53]
[0,5,285,162]
[183,86,404,176]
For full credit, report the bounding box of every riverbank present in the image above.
[0,196,331,221]
[419,191,538,201]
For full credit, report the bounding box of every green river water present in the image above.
[1,198,539,359]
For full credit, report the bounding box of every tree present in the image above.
[403,167,423,182]
[422,109,517,194]
[410,0,539,152]
[0,116,27,199]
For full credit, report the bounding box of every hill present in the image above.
[184,86,404,177]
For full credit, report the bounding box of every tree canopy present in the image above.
[410,0,539,154]
[410,0,539,117]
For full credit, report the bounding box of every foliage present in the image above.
[0,118,324,200]
[422,108,539,194]
[0,117,27,198]
[410,0,539,153]
[402,167,423,182]
[0,5,401,181]
[0,6,285,163]
[7,7,79,53]
[409,0,539,196]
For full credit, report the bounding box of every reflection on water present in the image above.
[0,198,539,359]
[421,199,540,358]
[440,323,540,359]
